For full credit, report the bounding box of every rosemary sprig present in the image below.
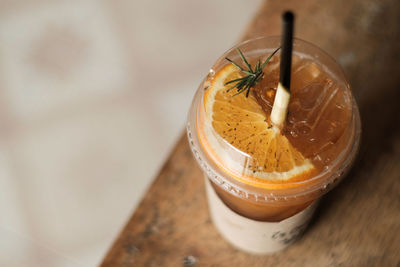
[225,47,281,97]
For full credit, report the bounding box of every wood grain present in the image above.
[101,0,400,266]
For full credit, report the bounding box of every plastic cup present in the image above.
[186,36,361,254]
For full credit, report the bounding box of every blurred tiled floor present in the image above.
[0,0,262,266]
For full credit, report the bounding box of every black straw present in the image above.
[280,11,294,91]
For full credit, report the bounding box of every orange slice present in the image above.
[198,64,315,189]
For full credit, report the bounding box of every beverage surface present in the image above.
[198,51,352,188]
[254,54,352,171]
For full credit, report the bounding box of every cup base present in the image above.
[204,176,317,254]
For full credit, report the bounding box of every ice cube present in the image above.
[291,61,324,90]
[295,82,327,110]
[287,82,329,130]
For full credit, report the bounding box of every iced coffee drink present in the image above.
[187,36,360,253]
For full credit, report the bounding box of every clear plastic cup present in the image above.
[186,36,361,254]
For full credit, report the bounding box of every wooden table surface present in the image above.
[101,0,400,266]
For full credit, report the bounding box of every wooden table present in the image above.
[101,0,400,266]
